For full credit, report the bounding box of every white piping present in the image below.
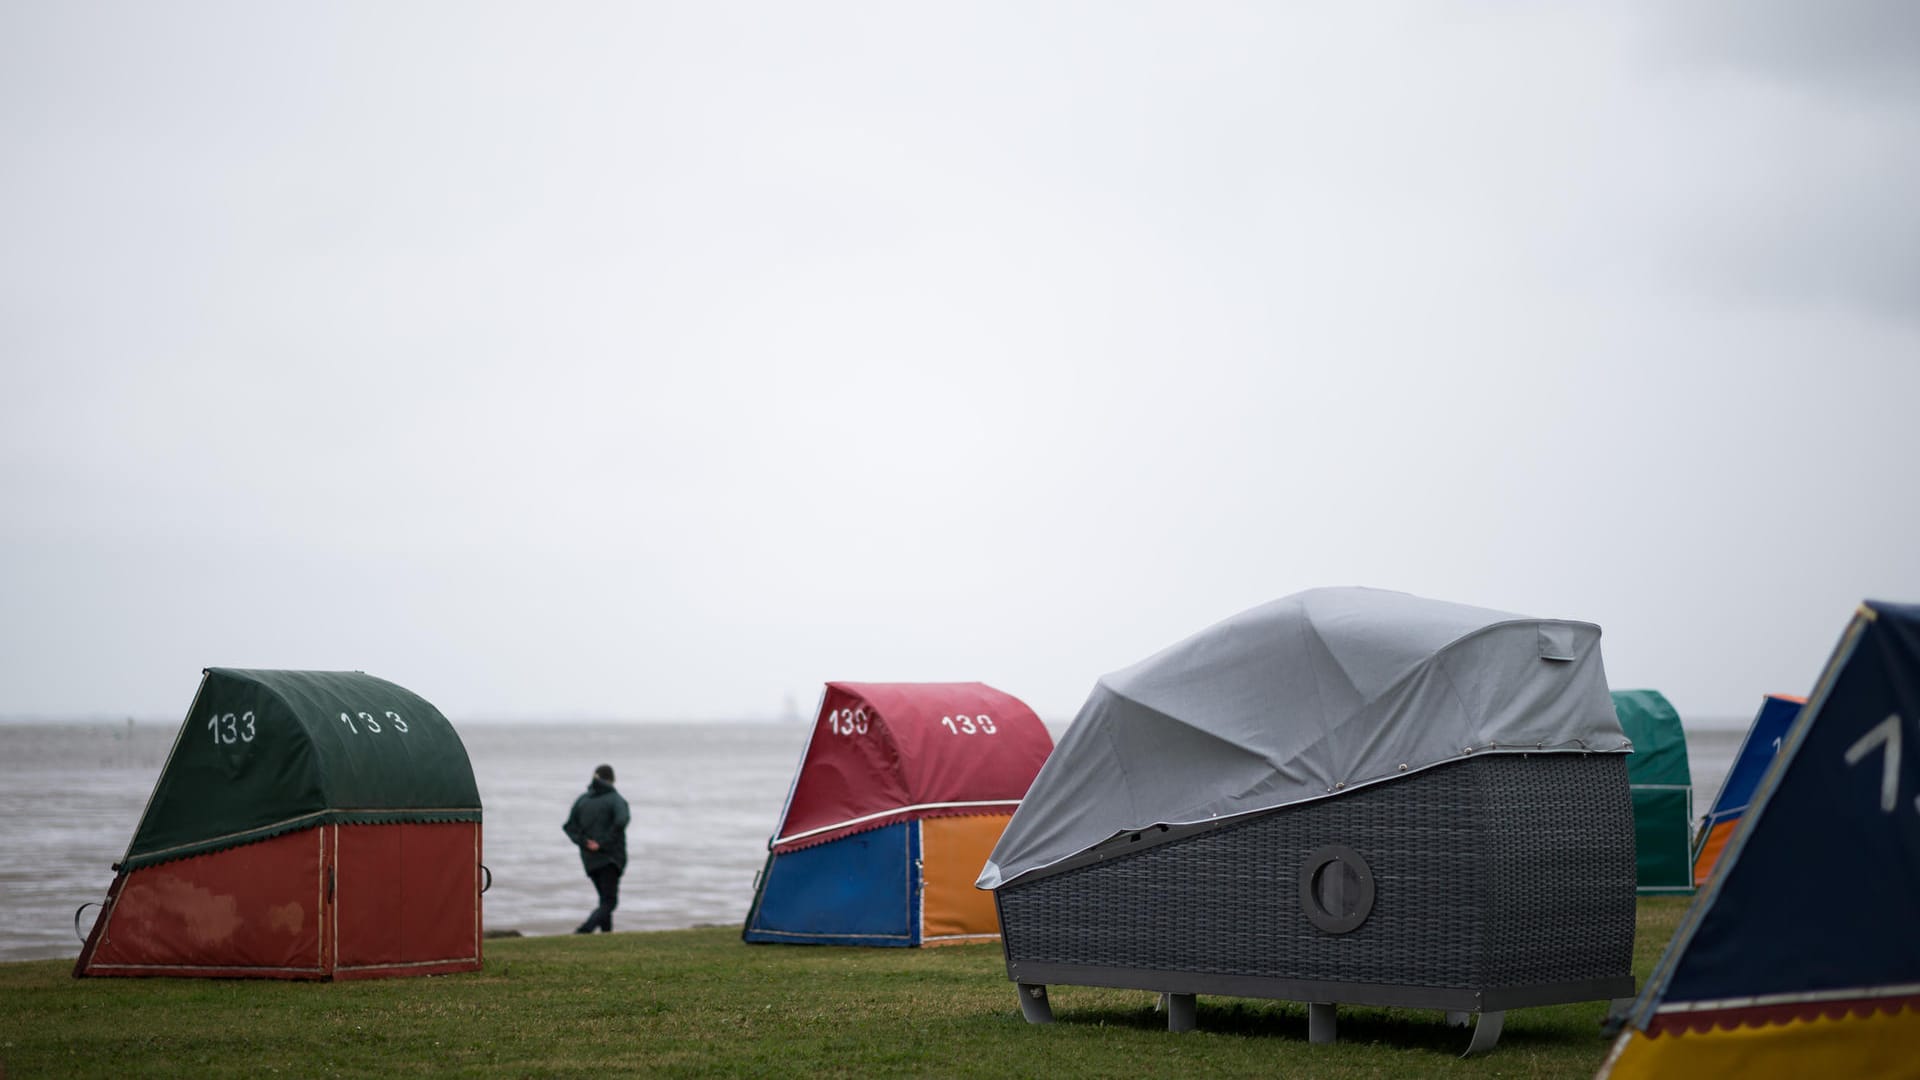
[330,824,339,973]
[315,827,325,965]
[773,800,1021,848]
[745,928,913,942]
[473,823,482,958]
[1657,981,1920,1013]
[336,955,480,971]
[914,820,924,943]
[137,811,330,861]
[85,962,325,974]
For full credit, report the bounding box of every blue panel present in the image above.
[1665,603,1920,1003]
[1701,696,1800,825]
[744,822,920,946]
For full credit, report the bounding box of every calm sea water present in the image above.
[0,719,1746,964]
[0,720,808,963]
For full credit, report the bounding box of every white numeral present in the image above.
[207,712,252,745]
[335,707,410,737]
[940,714,996,736]
[827,708,869,736]
[1844,714,1904,814]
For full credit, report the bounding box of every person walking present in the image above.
[563,763,630,933]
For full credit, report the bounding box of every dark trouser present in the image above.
[578,864,621,933]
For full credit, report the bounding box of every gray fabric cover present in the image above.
[979,587,1628,889]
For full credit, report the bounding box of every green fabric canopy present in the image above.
[1611,689,1693,894]
[1612,689,1691,787]
[122,669,480,870]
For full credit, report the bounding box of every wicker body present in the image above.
[995,753,1636,1014]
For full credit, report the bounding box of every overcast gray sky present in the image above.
[3,2,1915,724]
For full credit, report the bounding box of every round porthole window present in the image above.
[1298,844,1375,934]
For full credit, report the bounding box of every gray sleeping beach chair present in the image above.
[978,588,1638,1054]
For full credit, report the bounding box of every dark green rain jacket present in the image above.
[563,778,630,873]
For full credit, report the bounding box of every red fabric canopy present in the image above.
[770,682,1053,852]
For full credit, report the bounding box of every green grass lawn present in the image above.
[0,899,1688,1079]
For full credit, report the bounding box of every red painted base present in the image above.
[75,822,482,981]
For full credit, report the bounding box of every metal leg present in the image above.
[1016,983,1054,1025]
[1461,1011,1504,1057]
[1308,1002,1337,1044]
[1165,993,1196,1032]
[1601,997,1636,1036]
[1445,1010,1472,1028]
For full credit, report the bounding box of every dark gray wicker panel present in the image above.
[1478,756,1635,987]
[998,754,1633,991]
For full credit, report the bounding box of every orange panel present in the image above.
[334,822,480,975]
[919,814,1011,945]
[1693,819,1737,887]
[82,827,326,977]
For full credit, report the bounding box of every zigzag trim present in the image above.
[1647,991,1920,1036]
